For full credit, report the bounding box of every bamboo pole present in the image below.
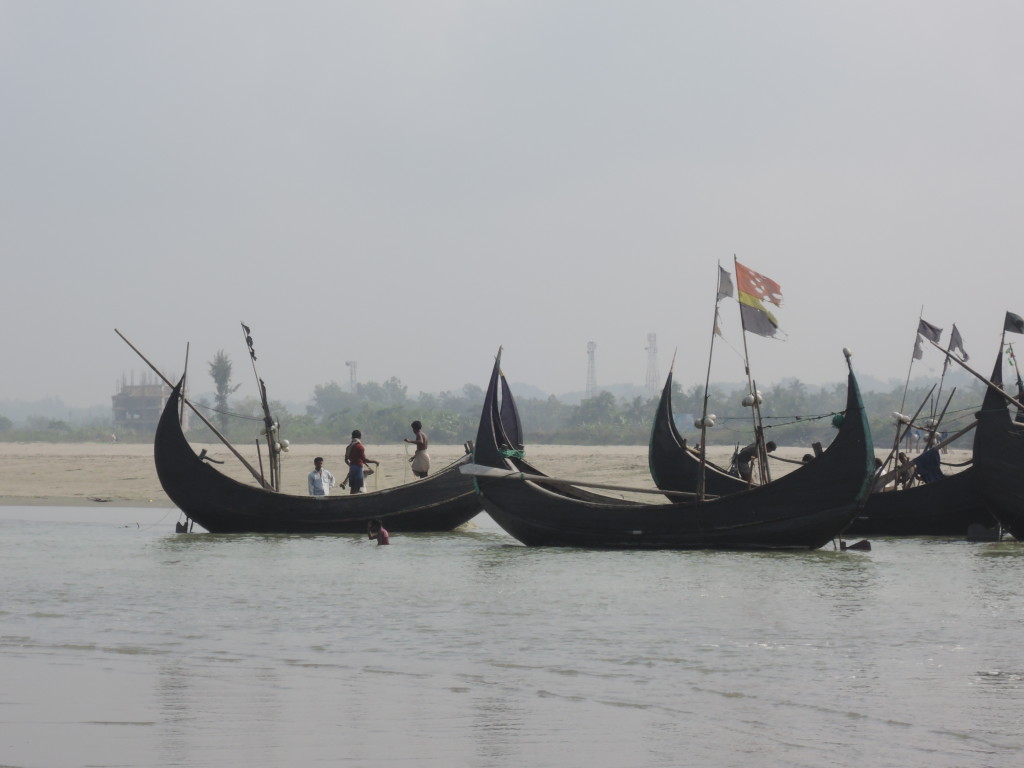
[928,339,1024,411]
[460,464,718,500]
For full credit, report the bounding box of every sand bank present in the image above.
[0,440,969,509]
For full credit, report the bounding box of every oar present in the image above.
[460,464,718,500]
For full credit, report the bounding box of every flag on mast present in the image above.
[1005,311,1024,334]
[717,266,734,301]
[734,260,782,338]
[949,324,969,361]
[917,318,942,344]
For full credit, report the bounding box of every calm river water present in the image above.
[2,505,1023,768]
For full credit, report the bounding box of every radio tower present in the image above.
[586,342,597,398]
[645,333,659,396]
[345,361,358,392]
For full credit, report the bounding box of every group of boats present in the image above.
[149,337,1024,550]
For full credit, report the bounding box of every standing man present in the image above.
[307,456,335,496]
[405,420,431,478]
[344,430,380,494]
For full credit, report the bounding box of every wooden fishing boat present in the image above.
[464,350,875,550]
[648,371,998,537]
[972,349,1024,540]
[155,379,482,533]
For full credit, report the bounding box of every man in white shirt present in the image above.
[307,456,336,496]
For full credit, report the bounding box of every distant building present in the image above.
[112,372,184,436]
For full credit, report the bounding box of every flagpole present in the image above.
[734,255,771,484]
[696,263,725,500]
[932,333,955,429]
[893,308,925,458]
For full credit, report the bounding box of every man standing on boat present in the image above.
[404,420,431,478]
[344,430,380,494]
[307,457,336,496]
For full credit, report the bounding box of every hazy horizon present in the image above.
[4,2,1023,408]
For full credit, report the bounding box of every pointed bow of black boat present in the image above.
[972,347,1024,540]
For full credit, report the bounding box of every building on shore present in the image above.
[112,372,185,436]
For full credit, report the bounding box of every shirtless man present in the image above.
[404,420,430,478]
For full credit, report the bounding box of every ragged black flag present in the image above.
[1005,311,1024,335]
[913,318,941,360]
[949,324,969,361]
[917,318,942,344]
[717,265,734,301]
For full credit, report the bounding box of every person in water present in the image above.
[404,420,430,478]
[344,430,380,494]
[368,519,390,545]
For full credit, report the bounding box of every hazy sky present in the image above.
[3,1,1023,407]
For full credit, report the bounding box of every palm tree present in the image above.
[208,350,241,431]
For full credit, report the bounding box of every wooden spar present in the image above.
[875,384,935,483]
[873,419,977,489]
[922,388,955,453]
[242,322,279,490]
[461,464,718,500]
[114,329,271,489]
[697,264,728,500]
[928,339,1024,411]
[180,342,190,426]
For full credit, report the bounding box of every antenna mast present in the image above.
[586,342,597,398]
[645,333,659,397]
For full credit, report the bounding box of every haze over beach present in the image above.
[3,2,1023,409]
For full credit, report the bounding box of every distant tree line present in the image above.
[176,374,988,452]
[0,353,989,449]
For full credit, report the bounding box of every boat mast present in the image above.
[241,322,281,491]
[734,255,771,484]
[696,263,730,499]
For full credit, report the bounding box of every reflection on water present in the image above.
[2,508,1024,767]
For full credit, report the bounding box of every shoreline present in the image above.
[0,440,971,508]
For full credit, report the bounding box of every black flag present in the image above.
[949,324,969,361]
[917,318,942,344]
[1005,311,1024,335]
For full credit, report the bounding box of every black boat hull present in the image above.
[648,371,996,537]
[471,352,875,550]
[973,350,1024,540]
[155,381,481,533]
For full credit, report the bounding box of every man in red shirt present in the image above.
[344,430,380,494]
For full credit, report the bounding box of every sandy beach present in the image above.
[0,440,971,509]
